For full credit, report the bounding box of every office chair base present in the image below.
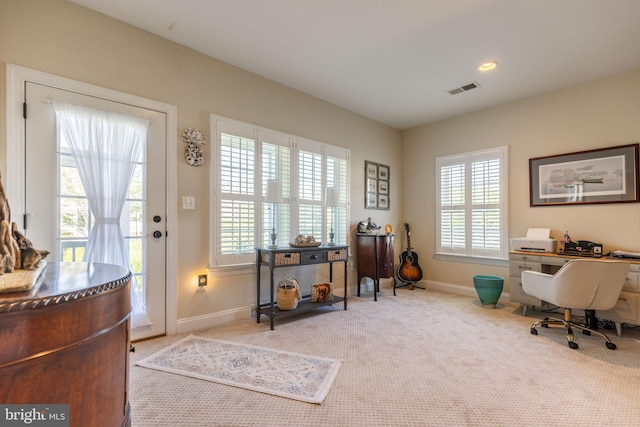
[529,309,617,350]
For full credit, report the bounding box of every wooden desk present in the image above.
[256,246,349,330]
[0,262,131,427]
[509,251,640,336]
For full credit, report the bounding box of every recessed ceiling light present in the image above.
[478,61,498,72]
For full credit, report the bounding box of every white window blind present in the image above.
[210,115,350,268]
[217,123,257,265]
[436,147,508,259]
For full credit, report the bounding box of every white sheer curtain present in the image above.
[53,102,151,329]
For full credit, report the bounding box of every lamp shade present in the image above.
[325,186,339,207]
[265,179,283,203]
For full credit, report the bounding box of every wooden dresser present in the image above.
[356,234,395,300]
[0,262,131,427]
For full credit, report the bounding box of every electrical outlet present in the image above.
[198,274,208,287]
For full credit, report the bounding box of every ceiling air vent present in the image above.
[448,81,480,95]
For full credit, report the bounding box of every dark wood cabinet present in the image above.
[0,262,132,427]
[356,234,395,300]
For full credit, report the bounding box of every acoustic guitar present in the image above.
[397,223,423,283]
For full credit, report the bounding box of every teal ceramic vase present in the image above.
[473,275,504,308]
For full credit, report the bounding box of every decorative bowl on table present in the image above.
[289,242,322,248]
[290,234,320,247]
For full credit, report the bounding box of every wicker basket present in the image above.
[276,277,302,310]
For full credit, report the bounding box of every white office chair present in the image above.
[521,259,629,350]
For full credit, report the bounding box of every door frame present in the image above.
[5,63,178,336]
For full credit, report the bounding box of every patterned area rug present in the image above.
[135,334,342,404]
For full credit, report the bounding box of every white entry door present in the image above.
[24,82,167,341]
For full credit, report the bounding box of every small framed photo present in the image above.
[378,194,389,209]
[378,165,389,180]
[366,192,377,208]
[367,178,377,193]
[366,162,378,179]
[378,180,388,194]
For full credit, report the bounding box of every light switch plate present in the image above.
[182,196,196,210]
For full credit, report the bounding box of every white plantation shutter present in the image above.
[210,115,350,268]
[326,147,348,245]
[440,163,466,253]
[298,142,323,238]
[217,121,257,265]
[471,157,501,255]
[261,133,291,248]
[437,147,507,259]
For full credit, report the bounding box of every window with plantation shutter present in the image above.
[210,115,350,268]
[436,147,508,260]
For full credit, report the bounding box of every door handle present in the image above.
[153,230,162,238]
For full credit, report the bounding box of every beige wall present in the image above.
[403,68,640,293]
[3,0,638,331]
[0,0,402,330]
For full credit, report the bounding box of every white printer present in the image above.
[510,228,558,253]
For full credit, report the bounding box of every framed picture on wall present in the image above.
[378,180,388,194]
[366,192,377,209]
[365,160,390,210]
[378,194,389,209]
[366,162,378,179]
[529,143,640,206]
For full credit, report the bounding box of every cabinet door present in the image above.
[357,236,377,281]
[376,236,394,279]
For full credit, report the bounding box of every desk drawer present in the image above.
[302,251,326,264]
[260,251,301,266]
[327,249,347,261]
[509,275,542,306]
[509,260,541,277]
[509,253,542,263]
[624,270,639,292]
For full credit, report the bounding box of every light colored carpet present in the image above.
[136,334,341,404]
[129,287,640,426]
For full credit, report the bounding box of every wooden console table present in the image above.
[0,262,132,427]
[255,245,349,330]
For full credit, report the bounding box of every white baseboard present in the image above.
[176,306,251,334]
[421,279,517,307]
[174,280,518,335]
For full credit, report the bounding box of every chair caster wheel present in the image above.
[568,342,579,349]
[530,328,538,335]
[606,342,617,350]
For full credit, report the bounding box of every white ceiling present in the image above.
[71,0,640,130]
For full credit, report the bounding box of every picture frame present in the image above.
[367,178,377,193]
[364,160,390,210]
[378,180,388,194]
[529,143,639,206]
[366,162,378,179]
[378,194,389,209]
[378,165,389,180]
[366,192,377,209]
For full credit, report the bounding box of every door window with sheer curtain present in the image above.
[436,146,508,260]
[210,115,350,268]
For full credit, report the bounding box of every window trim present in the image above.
[209,114,350,271]
[435,146,509,261]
